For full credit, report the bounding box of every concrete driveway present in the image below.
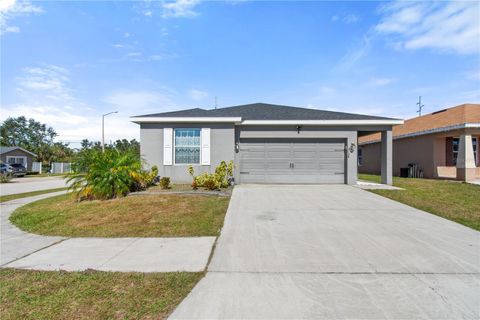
[0,176,67,196]
[170,185,480,319]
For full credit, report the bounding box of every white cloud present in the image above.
[319,86,335,94]
[103,90,175,112]
[366,77,394,87]
[0,0,43,35]
[17,65,73,101]
[343,14,359,24]
[331,13,359,24]
[161,0,200,18]
[188,89,208,101]
[337,34,372,71]
[375,1,480,55]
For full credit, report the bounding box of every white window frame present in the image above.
[6,156,27,165]
[173,128,202,165]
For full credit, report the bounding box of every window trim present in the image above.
[173,128,202,166]
[6,156,27,166]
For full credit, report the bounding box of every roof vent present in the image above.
[431,109,447,115]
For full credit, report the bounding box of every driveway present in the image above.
[0,176,67,196]
[170,185,480,319]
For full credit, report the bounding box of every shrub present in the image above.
[0,173,12,183]
[159,177,171,189]
[66,149,156,201]
[188,160,234,190]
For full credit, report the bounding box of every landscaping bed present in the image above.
[10,193,230,237]
[0,268,201,320]
[359,174,480,231]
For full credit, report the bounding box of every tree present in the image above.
[0,116,73,163]
[113,139,140,154]
[0,116,57,150]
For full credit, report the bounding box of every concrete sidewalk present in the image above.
[0,176,67,196]
[1,192,215,272]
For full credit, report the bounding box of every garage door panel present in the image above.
[239,139,345,184]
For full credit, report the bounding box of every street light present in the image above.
[102,111,118,152]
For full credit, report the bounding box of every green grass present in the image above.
[0,268,202,320]
[10,193,230,237]
[359,174,480,230]
[25,173,67,178]
[0,188,68,203]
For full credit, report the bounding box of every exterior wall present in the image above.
[235,125,360,185]
[0,149,34,171]
[140,123,235,183]
[360,131,480,179]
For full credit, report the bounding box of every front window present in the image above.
[452,137,477,165]
[357,147,363,166]
[174,128,201,164]
[7,156,25,165]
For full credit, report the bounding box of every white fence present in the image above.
[51,162,72,174]
[31,162,42,173]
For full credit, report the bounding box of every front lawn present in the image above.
[359,174,480,231]
[0,268,201,320]
[10,193,230,237]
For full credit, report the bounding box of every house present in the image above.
[132,103,402,185]
[358,103,480,182]
[0,146,37,171]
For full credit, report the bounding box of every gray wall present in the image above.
[139,123,392,185]
[140,123,235,183]
[234,125,358,184]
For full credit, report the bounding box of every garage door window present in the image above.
[174,128,201,164]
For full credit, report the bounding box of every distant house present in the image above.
[0,146,37,171]
[358,103,480,182]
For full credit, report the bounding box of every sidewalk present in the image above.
[1,192,214,272]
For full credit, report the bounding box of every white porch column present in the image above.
[456,133,476,181]
[381,130,392,185]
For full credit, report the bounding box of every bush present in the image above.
[0,173,12,183]
[188,160,234,190]
[159,177,171,189]
[66,149,156,201]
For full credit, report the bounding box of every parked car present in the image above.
[9,163,27,177]
[0,163,13,175]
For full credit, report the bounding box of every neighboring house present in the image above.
[0,146,37,171]
[358,103,480,182]
[132,103,402,185]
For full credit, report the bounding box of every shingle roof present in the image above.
[359,103,480,144]
[0,146,37,156]
[133,103,398,121]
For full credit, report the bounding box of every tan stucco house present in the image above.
[358,103,480,182]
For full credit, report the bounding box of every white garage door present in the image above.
[239,138,346,184]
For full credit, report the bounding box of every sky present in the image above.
[1,0,479,147]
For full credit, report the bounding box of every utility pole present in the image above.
[416,96,424,117]
[102,111,118,152]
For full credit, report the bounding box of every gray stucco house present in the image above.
[132,103,402,185]
[0,146,37,171]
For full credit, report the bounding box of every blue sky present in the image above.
[1,0,479,146]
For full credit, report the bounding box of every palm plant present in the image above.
[67,148,152,200]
